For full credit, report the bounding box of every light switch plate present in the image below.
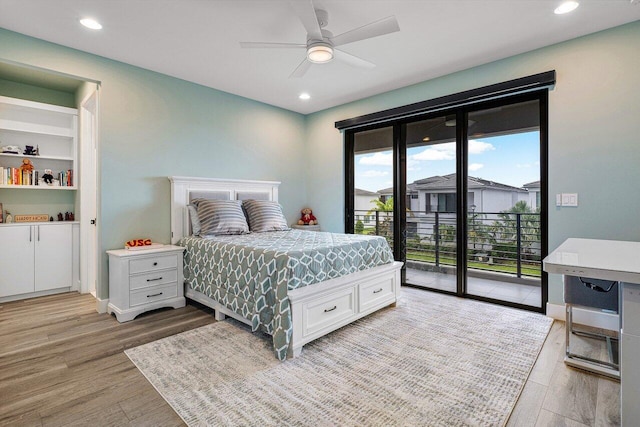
[561,193,578,207]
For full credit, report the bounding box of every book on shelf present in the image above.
[0,168,73,187]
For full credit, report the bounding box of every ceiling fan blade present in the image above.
[289,0,323,41]
[334,49,376,69]
[331,16,400,47]
[240,42,306,49]
[289,58,313,78]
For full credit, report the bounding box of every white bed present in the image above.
[169,176,403,358]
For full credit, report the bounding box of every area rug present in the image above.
[125,287,552,426]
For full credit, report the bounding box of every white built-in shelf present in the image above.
[0,152,74,162]
[0,95,77,191]
[0,184,77,190]
[0,119,75,138]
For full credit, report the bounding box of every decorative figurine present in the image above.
[42,169,54,185]
[298,208,318,225]
[49,216,54,222]
[5,211,12,223]
[57,212,63,221]
[20,158,34,172]
[24,145,36,156]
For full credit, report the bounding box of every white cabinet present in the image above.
[107,245,186,322]
[0,95,77,189]
[35,223,73,291]
[0,225,35,297]
[0,223,73,299]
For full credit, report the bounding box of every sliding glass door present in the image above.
[345,91,547,312]
[464,99,544,308]
[404,116,458,293]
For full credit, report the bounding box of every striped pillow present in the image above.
[187,204,201,236]
[242,199,290,232]
[193,199,249,236]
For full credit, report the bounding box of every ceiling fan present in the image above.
[240,0,400,78]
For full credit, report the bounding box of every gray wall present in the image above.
[0,28,307,300]
[305,21,640,304]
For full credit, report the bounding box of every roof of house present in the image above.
[355,188,379,196]
[523,180,541,188]
[377,183,418,195]
[413,173,526,192]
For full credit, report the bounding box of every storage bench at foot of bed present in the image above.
[288,261,403,357]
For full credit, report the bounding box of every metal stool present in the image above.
[564,275,620,379]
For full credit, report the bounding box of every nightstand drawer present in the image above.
[130,282,178,307]
[129,254,177,274]
[129,269,178,291]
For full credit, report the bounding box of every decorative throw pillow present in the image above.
[187,204,201,236]
[194,199,249,236]
[242,199,290,232]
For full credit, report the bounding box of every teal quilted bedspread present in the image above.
[179,230,394,360]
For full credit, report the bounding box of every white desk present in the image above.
[544,238,640,426]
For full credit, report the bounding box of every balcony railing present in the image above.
[354,210,541,278]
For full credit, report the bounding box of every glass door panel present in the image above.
[354,126,394,249]
[404,116,458,293]
[465,100,542,308]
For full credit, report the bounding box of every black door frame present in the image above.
[344,90,548,314]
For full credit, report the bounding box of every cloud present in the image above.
[468,163,484,171]
[410,140,494,162]
[468,139,495,154]
[411,142,455,161]
[360,170,389,177]
[359,152,392,166]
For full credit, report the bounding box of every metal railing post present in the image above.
[516,213,522,278]
[435,212,440,267]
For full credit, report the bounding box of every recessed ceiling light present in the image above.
[80,18,102,30]
[554,1,579,14]
[299,93,311,100]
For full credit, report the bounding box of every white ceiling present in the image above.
[0,0,638,114]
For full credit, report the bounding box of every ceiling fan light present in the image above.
[554,1,579,14]
[307,45,334,63]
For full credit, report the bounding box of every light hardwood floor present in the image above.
[0,291,620,426]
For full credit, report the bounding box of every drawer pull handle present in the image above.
[373,288,384,294]
[146,277,163,282]
[153,262,158,266]
[324,305,337,313]
[147,292,163,298]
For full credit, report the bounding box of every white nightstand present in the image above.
[107,245,186,322]
[291,224,321,231]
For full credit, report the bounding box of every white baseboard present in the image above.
[547,302,619,331]
[96,297,108,314]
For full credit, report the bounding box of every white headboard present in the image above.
[168,176,281,244]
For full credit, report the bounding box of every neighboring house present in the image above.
[377,184,420,212]
[397,174,529,237]
[412,173,528,214]
[354,188,379,225]
[523,180,541,211]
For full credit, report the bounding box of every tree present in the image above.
[488,201,540,262]
[366,197,394,243]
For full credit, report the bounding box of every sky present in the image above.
[355,131,540,192]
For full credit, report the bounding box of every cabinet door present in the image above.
[0,226,35,297]
[35,224,72,291]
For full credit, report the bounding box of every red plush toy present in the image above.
[297,208,317,225]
